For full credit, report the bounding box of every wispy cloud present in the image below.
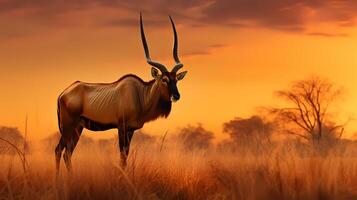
[101,18,168,28]
[183,44,228,57]
[306,32,349,37]
[1,0,357,38]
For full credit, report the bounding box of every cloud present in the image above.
[201,0,308,31]
[101,18,168,28]
[209,44,227,48]
[1,0,357,37]
[183,44,227,57]
[183,50,211,57]
[306,32,349,37]
[200,0,357,32]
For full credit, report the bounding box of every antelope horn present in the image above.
[140,13,168,73]
[169,16,184,73]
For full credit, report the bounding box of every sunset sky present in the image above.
[0,0,357,140]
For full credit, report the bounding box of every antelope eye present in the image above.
[162,78,169,83]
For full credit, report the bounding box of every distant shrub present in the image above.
[176,124,214,151]
[0,126,28,154]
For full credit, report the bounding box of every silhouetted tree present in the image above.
[41,132,61,151]
[41,132,94,152]
[97,131,157,153]
[131,131,157,145]
[352,132,357,141]
[0,126,28,154]
[177,124,214,151]
[219,115,275,153]
[223,115,275,143]
[97,138,116,152]
[272,76,344,147]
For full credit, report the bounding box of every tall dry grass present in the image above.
[1,137,357,200]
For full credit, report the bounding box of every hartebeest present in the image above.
[55,14,187,171]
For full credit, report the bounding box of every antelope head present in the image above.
[140,13,187,102]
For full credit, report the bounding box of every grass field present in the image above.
[1,136,357,200]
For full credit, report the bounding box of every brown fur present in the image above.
[55,74,172,172]
[55,14,186,173]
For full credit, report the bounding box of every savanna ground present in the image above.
[1,133,357,200]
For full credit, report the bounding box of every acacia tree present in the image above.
[272,76,344,144]
[223,115,275,144]
[220,115,275,154]
[177,124,214,151]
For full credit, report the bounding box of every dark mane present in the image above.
[76,74,155,86]
[117,74,155,85]
[157,97,172,118]
[143,97,172,123]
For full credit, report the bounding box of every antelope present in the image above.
[55,14,187,172]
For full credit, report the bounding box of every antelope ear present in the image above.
[177,71,187,81]
[151,67,160,79]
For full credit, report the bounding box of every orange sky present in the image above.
[0,1,357,140]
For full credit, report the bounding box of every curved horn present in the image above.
[169,16,184,73]
[140,13,168,73]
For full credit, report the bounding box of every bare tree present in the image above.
[272,76,344,145]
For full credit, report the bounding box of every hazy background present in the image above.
[0,0,357,140]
